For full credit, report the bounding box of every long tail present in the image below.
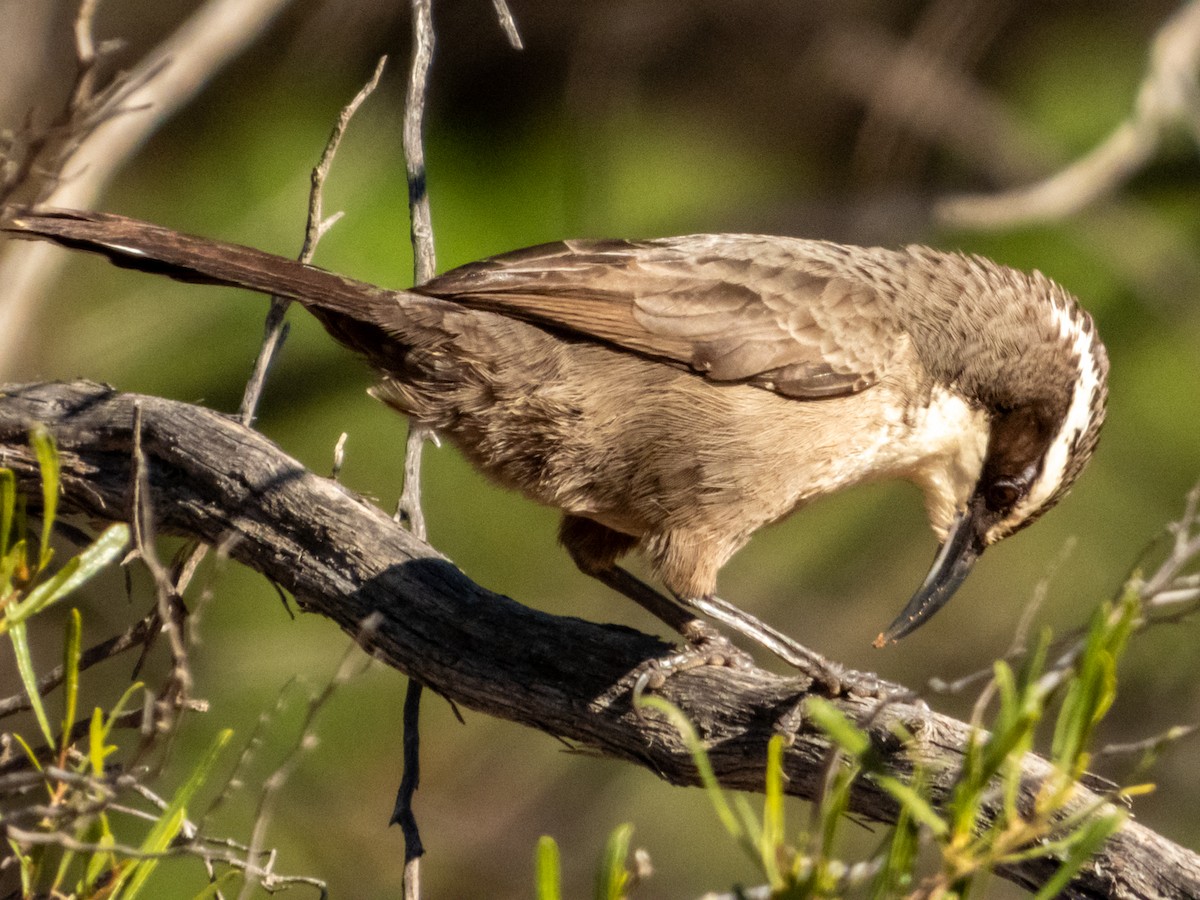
[3,208,398,318]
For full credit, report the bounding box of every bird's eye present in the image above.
[985,477,1025,511]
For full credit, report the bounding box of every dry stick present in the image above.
[0,0,299,377]
[223,59,390,898]
[396,0,437,539]
[3,821,327,895]
[4,381,1199,900]
[491,0,524,50]
[936,0,1200,227]
[235,634,374,900]
[238,55,389,425]
[396,3,438,895]
[130,402,192,701]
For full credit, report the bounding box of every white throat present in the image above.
[891,387,990,540]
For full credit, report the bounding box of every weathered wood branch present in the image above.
[1,379,1196,899]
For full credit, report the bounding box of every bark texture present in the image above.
[0,379,1196,899]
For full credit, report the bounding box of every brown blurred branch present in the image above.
[1,379,1199,900]
[936,0,1200,228]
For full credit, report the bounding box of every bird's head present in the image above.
[877,265,1109,646]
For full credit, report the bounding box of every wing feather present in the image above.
[416,234,900,399]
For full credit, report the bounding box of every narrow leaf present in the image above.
[117,728,233,899]
[1031,809,1125,900]
[0,468,14,558]
[30,427,59,572]
[9,524,128,624]
[535,836,562,900]
[805,697,870,757]
[761,734,786,887]
[595,823,634,900]
[9,620,54,746]
[60,609,82,758]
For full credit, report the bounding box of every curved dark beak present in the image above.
[874,507,984,647]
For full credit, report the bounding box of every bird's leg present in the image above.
[561,516,901,700]
[684,593,844,694]
[587,564,755,681]
[591,567,907,700]
[684,594,909,700]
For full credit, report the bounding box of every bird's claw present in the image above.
[624,621,755,709]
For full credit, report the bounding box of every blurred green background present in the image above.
[2,0,1199,897]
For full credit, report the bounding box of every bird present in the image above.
[2,208,1109,690]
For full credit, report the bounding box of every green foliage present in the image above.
[535,835,563,900]
[0,433,234,898]
[558,592,1142,899]
[534,825,641,900]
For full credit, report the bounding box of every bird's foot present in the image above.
[603,620,755,711]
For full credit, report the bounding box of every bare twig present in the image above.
[395,0,438,543]
[238,55,388,426]
[937,0,1200,227]
[390,679,425,864]
[1138,484,1200,605]
[490,0,524,50]
[235,633,372,900]
[395,4,439,892]
[0,0,300,378]
[130,401,192,701]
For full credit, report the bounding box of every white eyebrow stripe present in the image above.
[997,301,1101,535]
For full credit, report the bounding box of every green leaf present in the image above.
[805,698,870,757]
[8,838,34,898]
[7,524,129,625]
[873,775,948,837]
[637,695,742,840]
[0,468,15,559]
[90,682,146,772]
[30,427,59,573]
[60,609,82,757]
[1,539,29,604]
[9,620,55,746]
[761,734,786,887]
[10,732,41,772]
[88,708,108,775]
[535,835,562,900]
[637,694,763,868]
[82,827,116,893]
[595,823,634,900]
[191,871,241,898]
[1030,808,1125,900]
[116,728,233,899]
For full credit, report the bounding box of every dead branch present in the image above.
[936,0,1200,227]
[0,0,300,378]
[0,379,1197,900]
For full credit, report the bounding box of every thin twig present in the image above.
[130,402,192,700]
[234,626,373,900]
[238,55,388,425]
[395,6,439,895]
[391,679,425,862]
[490,0,524,50]
[0,0,300,378]
[395,0,438,542]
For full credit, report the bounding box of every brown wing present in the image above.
[415,234,900,399]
